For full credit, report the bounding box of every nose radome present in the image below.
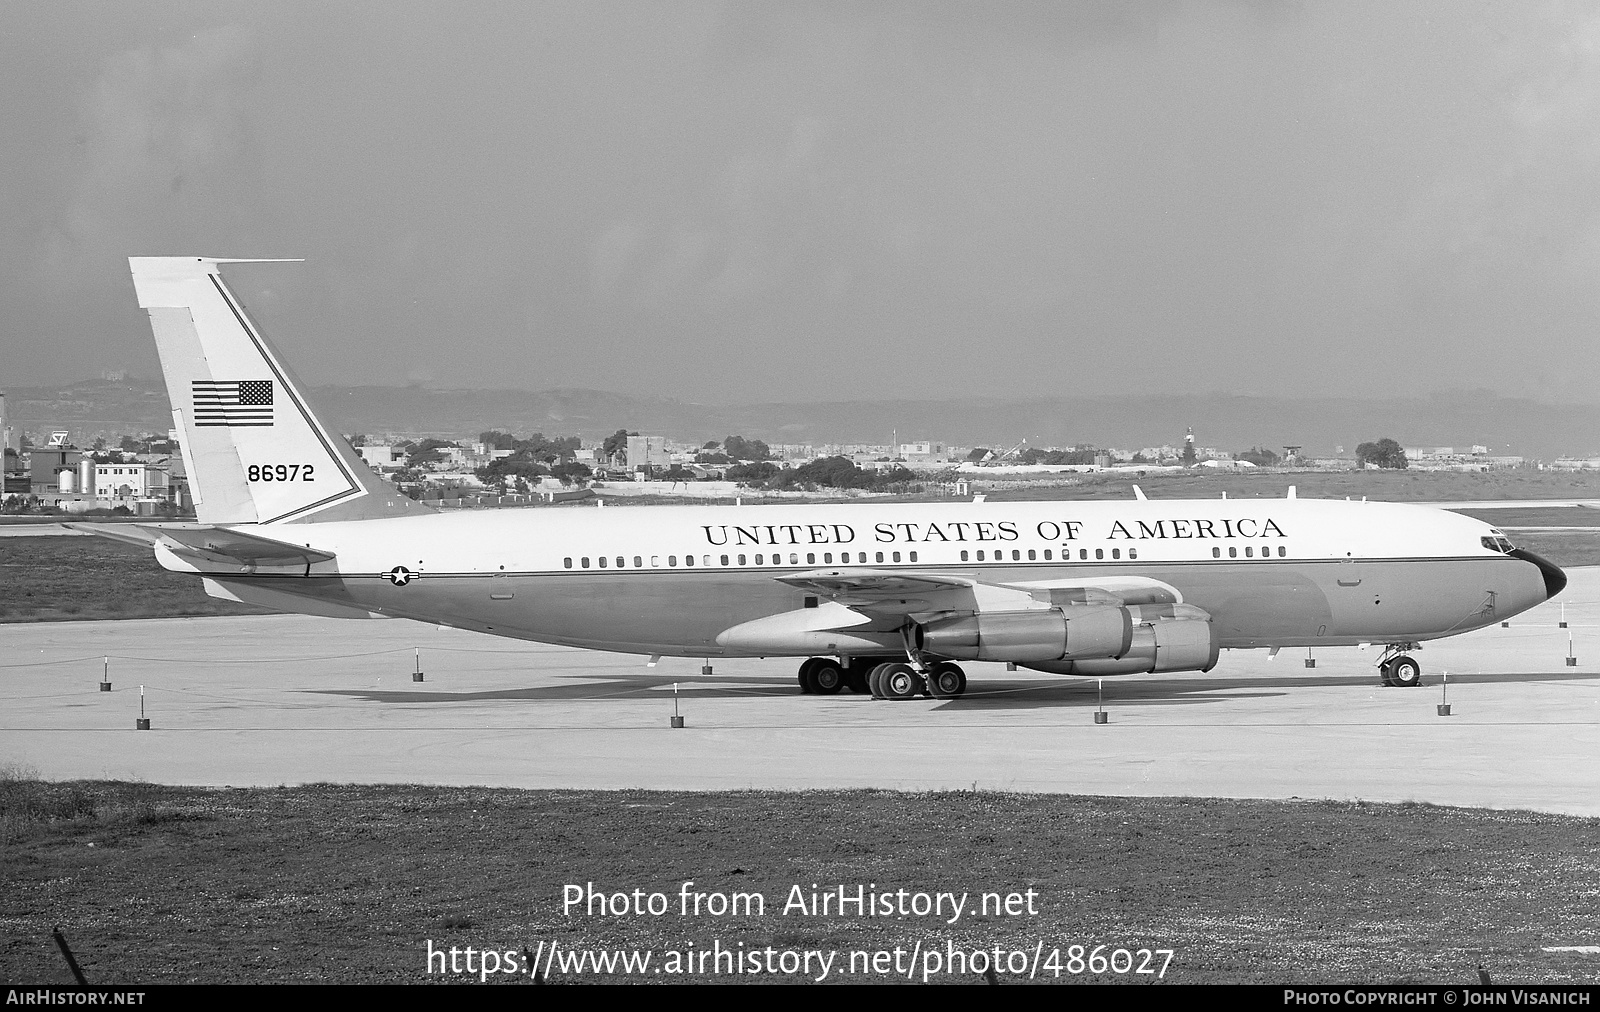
[1510,548,1567,600]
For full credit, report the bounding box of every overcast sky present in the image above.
[2,1,1598,403]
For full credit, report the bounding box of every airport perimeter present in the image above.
[2,568,1597,815]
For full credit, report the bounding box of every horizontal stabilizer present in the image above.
[202,577,385,619]
[65,522,335,567]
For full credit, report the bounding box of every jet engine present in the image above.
[1020,616,1219,675]
[917,606,1133,662]
[917,604,1218,674]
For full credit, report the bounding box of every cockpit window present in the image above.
[1481,532,1515,554]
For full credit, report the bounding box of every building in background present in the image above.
[625,434,670,472]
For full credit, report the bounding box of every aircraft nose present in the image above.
[1510,548,1567,600]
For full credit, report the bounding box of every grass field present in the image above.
[1,775,1596,985]
[0,538,267,622]
[977,465,1600,504]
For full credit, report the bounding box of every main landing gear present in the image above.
[1376,643,1423,688]
[796,657,846,695]
[795,657,967,700]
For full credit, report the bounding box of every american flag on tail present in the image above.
[192,379,274,427]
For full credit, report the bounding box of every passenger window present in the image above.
[961,550,969,561]
[909,551,918,562]
[1095,549,1103,560]
[705,556,713,566]
[1112,548,1120,559]
[634,556,642,567]
[1245,546,1253,558]
[738,554,746,565]
[1129,549,1137,560]
[1279,546,1286,557]
[1229,547,1237,558]
[564,558,572,569]
[824,553,832,564]
[651,556,658,567]
[1011,550,1020,561]
[720,555,729,566]
[1044,550,1052,560]
[807,553,815,564]
[976,550,985,561]
[859,553,867,563]
[581,557,590,568]
[1079,549,1088,560]
[598,557,607,568]
[1028,550,1036,561]
[790,553,798,565]
[669,556,677,566]
[1212,547,1220,558]
[892,552,901,562]
[685,555,694,566]
[875,552,884,563]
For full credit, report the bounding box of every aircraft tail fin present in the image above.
[128,257,434,525]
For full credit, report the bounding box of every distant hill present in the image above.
[7,379,1598,458]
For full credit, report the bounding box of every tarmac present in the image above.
[2,568,1597,815]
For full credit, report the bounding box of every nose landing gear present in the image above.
[1377,643,1422,687]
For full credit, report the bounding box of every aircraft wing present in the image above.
[775,568,1181,616]
[775,568,974,598]
[64,522,336,567]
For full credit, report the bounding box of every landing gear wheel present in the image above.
[1379,659,1396,687]
[1388,656,1421,687]
[868,662,895,699]
[878,663,923,701]
[797,657,824,694]
[810,660,845,695]
[927,662,967,700]
[844,659,876,694]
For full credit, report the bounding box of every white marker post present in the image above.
[413,647,425,682]
[671,682,685,728]
[1437,670,1451,717]
[100,656,111,692]
[1093,678,1108,724]
[136,685,150,730]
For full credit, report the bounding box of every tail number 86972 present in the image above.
[247,464,315,482]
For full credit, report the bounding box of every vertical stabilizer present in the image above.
[129,257,433,525]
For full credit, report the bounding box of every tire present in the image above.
[847,658,883,694]
[879,663,922,701]
[868,662,894,699]
[797,657,823,694]
[927,662,967,699]
[1379,659,1396,687]
[1389,656,1421,688]
[811,660,845,695]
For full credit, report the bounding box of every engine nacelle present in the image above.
[918,606,1133,663]
[1022,617,1219,675]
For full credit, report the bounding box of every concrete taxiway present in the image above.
[2,569,1597,815]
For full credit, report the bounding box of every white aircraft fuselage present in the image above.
[186,496,1559,658]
